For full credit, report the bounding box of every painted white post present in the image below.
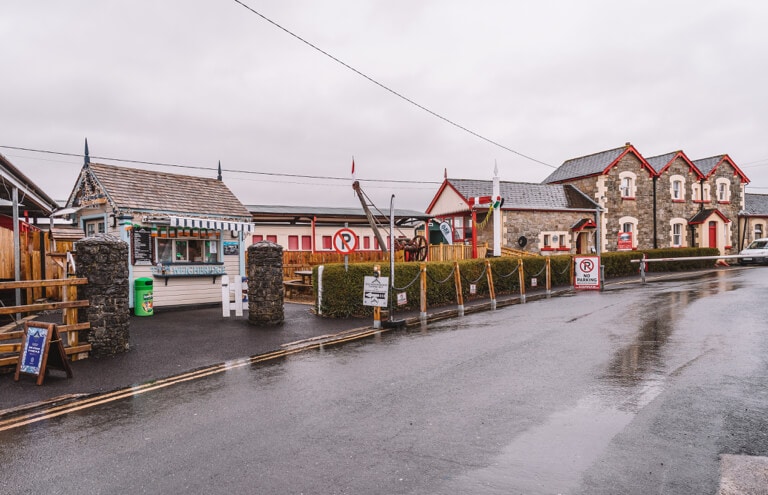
[493,164,501,257]
[317,265,324,315]
[221,274,230,317]
[232,277,243,317]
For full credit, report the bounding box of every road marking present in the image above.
[0,326,386,432]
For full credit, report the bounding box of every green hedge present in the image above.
[314,255,572,318]
[312,248,721,318]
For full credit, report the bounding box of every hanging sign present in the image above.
[574,256,601,290]
[363,276,389,307]
[15,322,73,385]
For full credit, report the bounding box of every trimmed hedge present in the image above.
[313,248,721,318]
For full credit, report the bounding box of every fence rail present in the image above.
[0,277,91,368]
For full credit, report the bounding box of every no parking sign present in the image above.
[574,256,601,290]
[333,228,358,255]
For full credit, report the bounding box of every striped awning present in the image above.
[169,215,254,233]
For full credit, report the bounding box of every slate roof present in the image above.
[743,193,768,216]
[692,156,723,177]
[689,208,729,224]
[75,162,251,220]
[246,205,430,226]
[447,179,597,211]
[542,146,626,184]
[645,151,680,174]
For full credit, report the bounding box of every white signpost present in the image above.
[363,276,389,307]
[574,256,601,290]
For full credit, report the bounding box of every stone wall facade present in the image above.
[476,209,597,254]
[247,241,284,326]
[75,234,131,357]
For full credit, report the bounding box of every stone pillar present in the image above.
[75,234,131,357]
[248,241,284,326]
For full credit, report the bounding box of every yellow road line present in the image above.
[0,328,386,432]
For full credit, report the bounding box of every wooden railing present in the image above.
[0,278,91,368]
[428,243,487,261]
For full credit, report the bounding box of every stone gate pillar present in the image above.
[75,234,131,357]
[247,241,284,326]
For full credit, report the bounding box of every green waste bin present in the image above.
[134,277,154,316]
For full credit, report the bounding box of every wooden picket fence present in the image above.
[0,228,73,302]
[0,278,91,369]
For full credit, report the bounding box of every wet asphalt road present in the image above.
[2,268,768,494]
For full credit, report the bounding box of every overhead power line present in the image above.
[0,145,442,185]
[231,0,555,170]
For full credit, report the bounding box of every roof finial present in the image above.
[217,160,222,181]
[84,138,90,166]
[444,168,447,179]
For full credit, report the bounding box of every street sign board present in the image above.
[574,256,601,290]
[333,228,358,255]
[363,276,389,307]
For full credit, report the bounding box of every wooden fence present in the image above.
[0,278,92,369]
[0,229,72,303]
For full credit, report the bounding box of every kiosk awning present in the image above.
[168,215,253,233]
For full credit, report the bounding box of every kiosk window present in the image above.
[157,238,219,263]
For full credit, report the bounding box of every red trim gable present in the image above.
[656,151,704,179]
[601,144,656,178]
[688,209,731,225]
[704,155,750,183]
[425,179,470,214]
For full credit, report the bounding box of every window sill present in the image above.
[541,247,554,251]
[556,247,570,251]
[672,199,685,203]
[621,197,636,201]
[718,201,731,204]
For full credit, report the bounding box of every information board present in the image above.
[15,322,73,385]
[363,276,389,307]
[132,226,155,265]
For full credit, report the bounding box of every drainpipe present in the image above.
[652,176,658,249]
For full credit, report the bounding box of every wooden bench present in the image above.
[283,280,312,300]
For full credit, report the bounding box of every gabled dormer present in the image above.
[645,150,703,203]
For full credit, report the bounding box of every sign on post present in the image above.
[574,256,601,290]
[363,276,389,307]
[333,228,358,255]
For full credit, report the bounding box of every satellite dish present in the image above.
[517,236,527,247]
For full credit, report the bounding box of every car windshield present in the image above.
[747,240,768,249]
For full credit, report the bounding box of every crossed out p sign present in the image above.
[333,228,358,255]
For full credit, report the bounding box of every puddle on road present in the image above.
[444,275,744,494]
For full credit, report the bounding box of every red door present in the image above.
[709,221,717,248]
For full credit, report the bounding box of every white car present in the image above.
[739,238,768,265]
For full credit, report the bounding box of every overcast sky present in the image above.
[3,1,768,211]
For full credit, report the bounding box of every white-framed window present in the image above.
[692,184,699,201]
[702,183,711,202]
[540,231,567,251]
[670,175,685,201]
[619,171,637,198]
[755,223,764,241]
[622,222,633,233]
[453,216,465,241]
[716,178,731,202]
[84,219,105,237]
[671,222,687,247]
